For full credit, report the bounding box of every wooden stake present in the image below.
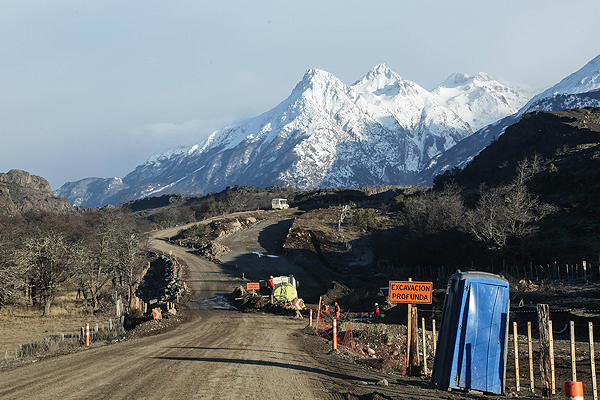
[432,319,437,356]
[514,321,520,391]
[590,321,598,400]
[538,304,552,397]
[410,306,420,375]
[570,320,577,382]
[549,320,556,395]
[422,317,428,375]
[528,321,535,393]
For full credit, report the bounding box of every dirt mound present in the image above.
[347,322,407,345]
[322,281,360,308]
[210,216,258,238]
[194,240,230,258]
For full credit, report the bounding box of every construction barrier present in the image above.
[566,381,584,400]
[152,308,162,320]
[85,323,90,346]
[333,319,337,350]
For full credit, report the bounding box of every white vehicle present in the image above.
[271,198,289,209]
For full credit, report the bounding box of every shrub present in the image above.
[177,223,207,239]
[352,208,378,231]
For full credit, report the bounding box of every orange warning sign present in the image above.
[294,298,304,310]
[388,281,433,304]
[246,282,260,290]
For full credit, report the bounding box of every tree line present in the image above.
[0,209,148,316]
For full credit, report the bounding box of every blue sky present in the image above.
[2,0,599,190]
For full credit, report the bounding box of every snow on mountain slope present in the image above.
[521,54,600,114]
[128,65,474,194]
[56,63,533,207]
[418,53,600,185]
[431,72,530,130]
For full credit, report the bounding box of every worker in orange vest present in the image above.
[334,301,341,319]
[321,300,330,314]
[267,276,275,293]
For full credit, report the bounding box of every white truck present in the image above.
[271,198,289,209]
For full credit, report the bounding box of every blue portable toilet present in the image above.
[431,271,510,394]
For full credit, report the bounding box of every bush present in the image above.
[352,208,378,231]
[177,223,207,239]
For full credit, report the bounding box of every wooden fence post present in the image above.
[432,319,437,356]
[590,321,598,400]
[422,317,428,375]
[538,304,553,396]
[570,320,577,382]
[409,306,420,375]
[528,321,535,393]
[514,321,520,391]
[549,320,556,395]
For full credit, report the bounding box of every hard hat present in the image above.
[270,276,273,278]
[374,303,378,306]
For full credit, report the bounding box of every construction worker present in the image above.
[267,276,275,303]
[321,300,330,314]
[267,276,275,293]
[374,303,380,318]
[334,301,340,319]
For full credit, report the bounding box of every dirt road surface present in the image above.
[0,218,498,400]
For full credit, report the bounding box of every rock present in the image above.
[0,169,73,215]
[367,347,376,356]
[376,379,389,387]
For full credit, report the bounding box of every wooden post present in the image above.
[432,319,437,356]
[538,304,553,397]
[570,320,577,382]
[549,320,556,395]
[422,317,428,375]
[410,306,420,375]
[406,278,412,371]
[590,322,598,400]
[528,321,535,393]
[514,321,520,391]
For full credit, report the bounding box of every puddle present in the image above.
[189,294,236,311]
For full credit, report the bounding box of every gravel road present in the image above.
[0,223,326,400]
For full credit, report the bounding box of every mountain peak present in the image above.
[352,63,404,93]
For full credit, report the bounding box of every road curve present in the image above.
[0,224,332,400]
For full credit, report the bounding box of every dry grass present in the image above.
[0,291,121,359]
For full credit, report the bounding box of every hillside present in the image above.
[0,170,73,216]
[435,107,600,262]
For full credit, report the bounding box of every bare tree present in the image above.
[109,211,148,308]
[467,156,555,250]
[403,184,466,237]
[16,230,75,315]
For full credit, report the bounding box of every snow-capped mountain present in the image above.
[431,72,530,130]
[55,63,533,207]
[520,54,600,114]
[419,54,600,184]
